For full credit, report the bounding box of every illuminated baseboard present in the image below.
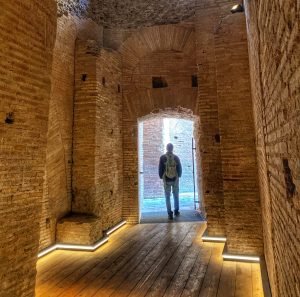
[38,236,109,258]
[106,220,127,235]
[201,230,227,243]
[38,220,127,259]
[222,253,260,263]
[222,243,260,263]
[201,230,260,263]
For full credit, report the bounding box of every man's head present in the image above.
[166,143,174,153]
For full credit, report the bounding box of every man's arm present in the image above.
[158,156,165,179]
[176,156,182,178]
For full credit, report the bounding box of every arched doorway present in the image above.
[137,111,203,223]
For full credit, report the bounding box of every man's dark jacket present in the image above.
[159,153,182,182]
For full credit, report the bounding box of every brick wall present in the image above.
[0,0,57,296]
[39,16,77,251]
[215,13,263,255]
[142,118,164,199]
[195,5,226,236]
[121,25,198,223]
[73,40,123,230]
[96,49,123,230]
[39,16,103,251]
[245,1,300,296]
[195,0,263,253]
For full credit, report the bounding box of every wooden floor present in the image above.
[36,222,264,297]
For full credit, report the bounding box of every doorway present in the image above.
[138,116,203,223]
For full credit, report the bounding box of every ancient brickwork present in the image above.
[121,25,198,223]
[93,0,196,29]
[73,40,123,230]
[142,118,164,199]
[56,0,196,29]
[194,6,226,237]
[39,16,77,251]
[195,0,263,253]
[95,49,123,230]
[56,214,102,245]
[39,16,103,251]
[0,0,57,296]
[245,1,300,296]
[215,13,263,255]
[56,0,90,17]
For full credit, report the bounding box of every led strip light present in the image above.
[201,230,260,262]
[223,254,260,262]
[202,235,227,242]
[106,220,127,235]
[38,220,127,258]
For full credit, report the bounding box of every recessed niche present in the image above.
[118,84,121,93]
[215,134,221,143]
[81,74,87,81]
[5,112,14,124]
[152,77,168,89]
[282,158,296,199]
[46,218,50,228]
[102,77,106,86]
[192,75,198,87]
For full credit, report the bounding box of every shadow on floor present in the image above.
[140,209,205,224]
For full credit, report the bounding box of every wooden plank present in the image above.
[109,223,200,297]
[36,225,135,279]
[251,263,264,297]
[235,262,252,297]
[144,224,201,297]
[163,224,205,297]
[128,223,196,297]
[216,261,236,297]
[73,223,171,297]
[198,243,224,297]
[108,224,178,297]
[36,224,156,297]
[36,252,93,296]
[82,223,173,297]
[37,251,76,280]
[55,225,154,297]
[180,242,212,297]
[95,223,179,297]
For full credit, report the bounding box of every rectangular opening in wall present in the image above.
[152,77,168,88]
[192,75,198,87]
[282,158,296,199]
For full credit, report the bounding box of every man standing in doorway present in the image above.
[159,143,182,220]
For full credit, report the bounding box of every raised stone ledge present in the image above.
[56,214,103,245]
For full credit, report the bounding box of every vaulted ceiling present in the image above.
[57,0,197,29]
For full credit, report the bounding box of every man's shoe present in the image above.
[168,213,173,220]
[174,211,180,216]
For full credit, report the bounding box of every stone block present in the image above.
[56,214,103,245]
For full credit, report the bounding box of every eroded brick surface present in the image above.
[0,0,57,296]
[215,13,263,255]
[39,15,103,251]
[73,40,123,230]
[245,0,300,296]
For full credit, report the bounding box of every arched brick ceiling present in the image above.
[120,25,198,118]
[120,25,196,82]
